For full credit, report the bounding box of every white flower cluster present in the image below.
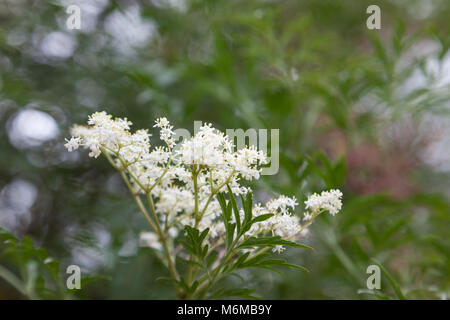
[139,231,162,251]
[243,196,301,253]
[303,189,343,220]
[65,112,343,255]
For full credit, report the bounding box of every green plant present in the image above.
[64,112,343,299]
[0,228,67,299]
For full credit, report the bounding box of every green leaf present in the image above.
[239,252,272,268]
[199,228,209,244]
[251,213,274,224]
[240,193,253,233]
[206,251,218,268]
[177,256,204,269]
[179,240,195,256]
[227,272,246,283]
[201,244,209,259]
[234,252,250,269]
[278,263,309,273]
[0,228,66,299]
[241,258,309,273]
[226,223,236,250]
[238,236,314,251]
[371,258,407,300]
[182,226,210,258]
[227,185,241,233]
[217,193,230,223]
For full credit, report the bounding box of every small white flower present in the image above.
[64,137,82,152]
[304,189,343,216]
[154,117,170,128]
[272,245,286,254]
[139,232,162,250]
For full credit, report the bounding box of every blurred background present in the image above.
[0,0,449,299]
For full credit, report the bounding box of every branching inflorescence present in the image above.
[65,111,343,299]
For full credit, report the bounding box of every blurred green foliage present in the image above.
[0,0,449,299]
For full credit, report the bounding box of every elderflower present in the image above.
[66,112,343,257]
[66,111,345,299]
[140,232,162,250]
[65,112,270,244]
[154,117,175,148]
[304,189,343,216]
[64,137,82,152]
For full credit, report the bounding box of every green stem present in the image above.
[194,235,241,298]
[188,170,235,293]
[101,148,158,233]
[193,168,200,226]
[194,209,325,298]
[146,192,179,282]
[186,167,200,291]
[101,147,181,297]
[197,171,236,223]
[0,264,28,298]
